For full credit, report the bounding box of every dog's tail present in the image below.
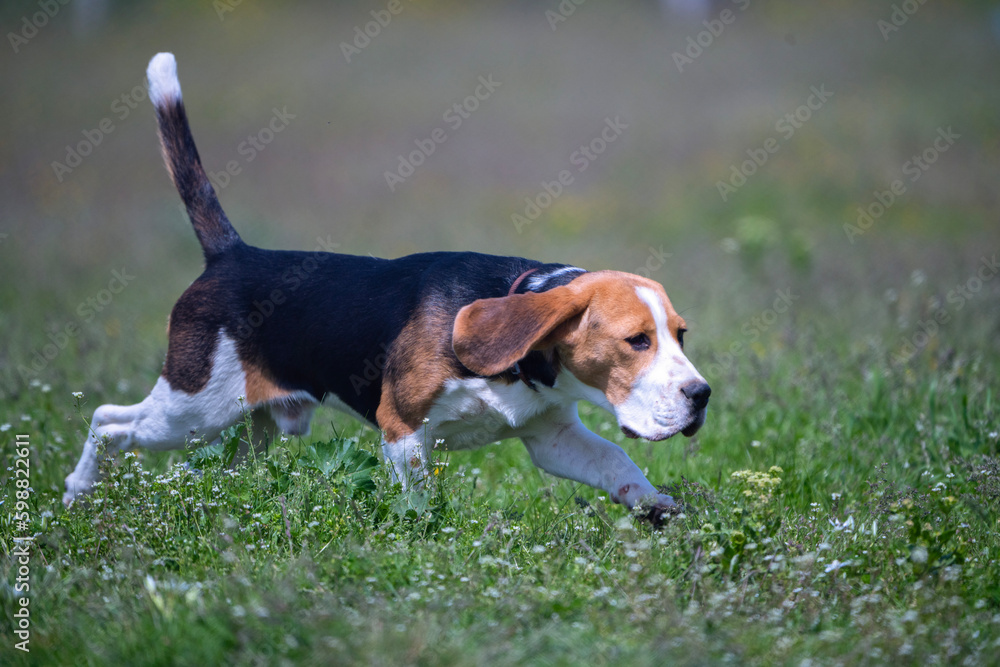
[147,52,242,260]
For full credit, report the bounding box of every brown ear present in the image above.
[452,286,590,376]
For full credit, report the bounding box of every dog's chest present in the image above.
[425,377,557,449]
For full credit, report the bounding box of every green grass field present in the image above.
[2,1,1000,664]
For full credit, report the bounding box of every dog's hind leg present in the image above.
[63,336,252,504]
[220,398,318,465]
[225,396,319,466]
[225,408,279,468]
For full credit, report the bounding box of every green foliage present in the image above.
[297,438,379,495]
[3,395,999,665]
[4,261,999,664]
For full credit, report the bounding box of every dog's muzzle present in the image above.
[620,380,711,440]
[680,380,711,436]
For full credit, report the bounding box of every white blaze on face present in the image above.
[614,286,706,441]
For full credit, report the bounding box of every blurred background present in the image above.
[1,0,998,440]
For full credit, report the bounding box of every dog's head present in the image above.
[452,270,710,440]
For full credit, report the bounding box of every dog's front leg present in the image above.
[382,430,431,489]
[521,404,678,524]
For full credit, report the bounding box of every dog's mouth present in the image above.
[621,410,707,441]
[681,420,702,438]
[681,409,707,437]
[619,425,675,442]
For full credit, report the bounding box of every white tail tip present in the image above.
[147,52,181,107]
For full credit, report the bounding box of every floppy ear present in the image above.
[452,286,590,376]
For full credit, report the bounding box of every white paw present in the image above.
[63,474,95,506]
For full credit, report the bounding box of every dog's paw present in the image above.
[63,475,94,506]
[635,493,682,529]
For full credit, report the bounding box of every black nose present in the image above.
[681,381,711,411]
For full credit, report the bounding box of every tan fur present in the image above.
[453,271,687,406]
[377,306,459,443]
[558,272,686,406]
[452,287,592,376]
[241,361,295,405]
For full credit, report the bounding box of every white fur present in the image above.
[382,430,430,488]
[613,286,707,441]
[147,52,182,108]
[416,366,615,452]
[65,334,246,502]
[379,375,675,509]
[526,266,584,291]
[381,376,554,487]
[521,404,674,508]
[63,333,318,503]
[379,365,675,509]
[554,368,613,413]
[425,377,551,447]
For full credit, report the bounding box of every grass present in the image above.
[2,287,999,664]
[3,1,1000,664]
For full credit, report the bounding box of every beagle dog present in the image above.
[64,53,711,523]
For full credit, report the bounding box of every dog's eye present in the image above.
[625,333,651,351]
[677,328,687,349]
